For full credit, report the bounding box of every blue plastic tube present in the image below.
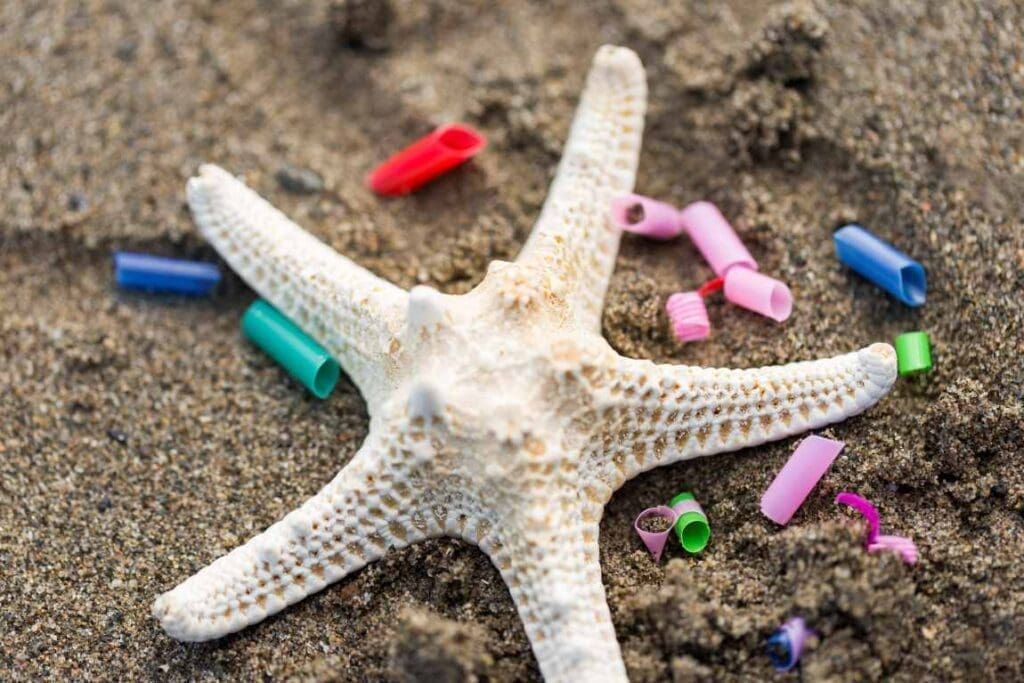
[114,252,221,295]
[832,225,926,306]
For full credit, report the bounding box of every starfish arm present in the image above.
[187,164,407,411]
[478,491,627,682]
[152,430,433,642]
[581,343,898,494]
[514,45,647,332]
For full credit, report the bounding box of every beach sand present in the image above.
[2,1,1022,680]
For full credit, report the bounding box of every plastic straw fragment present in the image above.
[835,492,918,565]
[610,193,686,239]
[242,300,340,399]
[368,123,486,196]
[114,252,221,295]
[668,492,710,554]
[833,224,926,306]
[767,617,811,672]
[760,435,845,525]
[894,331,932,376]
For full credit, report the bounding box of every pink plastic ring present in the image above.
[834,492,881,546]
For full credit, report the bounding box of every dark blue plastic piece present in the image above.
[766,631,795,671]
[114,252,221,295]
[833,225,926,306]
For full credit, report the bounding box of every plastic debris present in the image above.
[665,291,711,342]
[894,331,932,376]
[833,224,926,306]
[241,299,341,399]
[609,193,687,240]
[761,435,845,525]
[367,123,486,196]
[113,252,221,295]
[767,617,811,672]
[669,492,710,554]
[678,201,758,276]
[835,492,918,565]
[633,506,678,562]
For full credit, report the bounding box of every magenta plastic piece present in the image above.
[610,194,685,240]
[678,201,757,277]
[869,534,919,565]
[633,506,678,562]
[760,435,846,525]
[723,267,793,322]
[834,492,881,545]
[665,291,711,342]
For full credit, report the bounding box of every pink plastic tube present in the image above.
[633,506,678,562]
[723,267,793,322]
[761,435,845,525]
[610,194,686,240]
[678,201,757,276]
[834,492,881,545]
[665,291,711,342]
[869,535,919,565]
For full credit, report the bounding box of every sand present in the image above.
[2,0,1022,680]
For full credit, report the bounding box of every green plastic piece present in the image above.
[668,491,711,554]
[242,300,340,398]
[894,331,932,376]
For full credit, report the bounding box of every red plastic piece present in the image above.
[367,123,486,196]
[696,277,724,298]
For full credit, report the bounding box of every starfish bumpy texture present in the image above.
[153,45,897,681]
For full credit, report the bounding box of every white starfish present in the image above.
[153,45,897,681]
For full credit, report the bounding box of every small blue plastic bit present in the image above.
[833,224,926,307]
[113,252,221,295]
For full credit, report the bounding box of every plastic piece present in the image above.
[241,299,340,399]
[833,224,926,306]
[894,331,932,376]
[722,266,793,322]
[696,276,724,298]
[869,534,919,565]
[834,492,881,545]
[678,201,757,277]
[609,194,686,240]
[665,291,711,342]
[760,435,845,525]
[633,506,678,562]
[668,492,710,554]
[767,617,811,672]
[113,252,221,295]
[367,123,486,196]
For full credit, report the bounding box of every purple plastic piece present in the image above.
[610,194,685,240]
[665,291,711,342]
[723,267,793,322]
[869,534,919,565]
[767,617,811,671]
[834,492,881,545]
[761,435,846,525]
[678,201,757,277]
[633,506,678,562]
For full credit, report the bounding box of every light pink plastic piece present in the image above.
[678,201,757,276]
[665,291,711,342]
[633,506,678,562]
[760,435,845,525]
[723,267,793,322]
[869,534,919,565]
[610,194,685,240]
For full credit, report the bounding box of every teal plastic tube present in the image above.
[241,300,340,398]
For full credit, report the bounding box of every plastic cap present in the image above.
[760,435,845,525]
[833,224,926,306]
[723,266,793,322]
[678,201,757,277]
[633,506,678,562]
[609,194,686,240]
[242,300,340,399]
[894,331,932,376]
[665,291,711,342]
[767,617,810,672]
[367,123,486,196]
[668,492,710,554]
[114,252,221,296]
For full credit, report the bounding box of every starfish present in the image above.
[153,45,897,681]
